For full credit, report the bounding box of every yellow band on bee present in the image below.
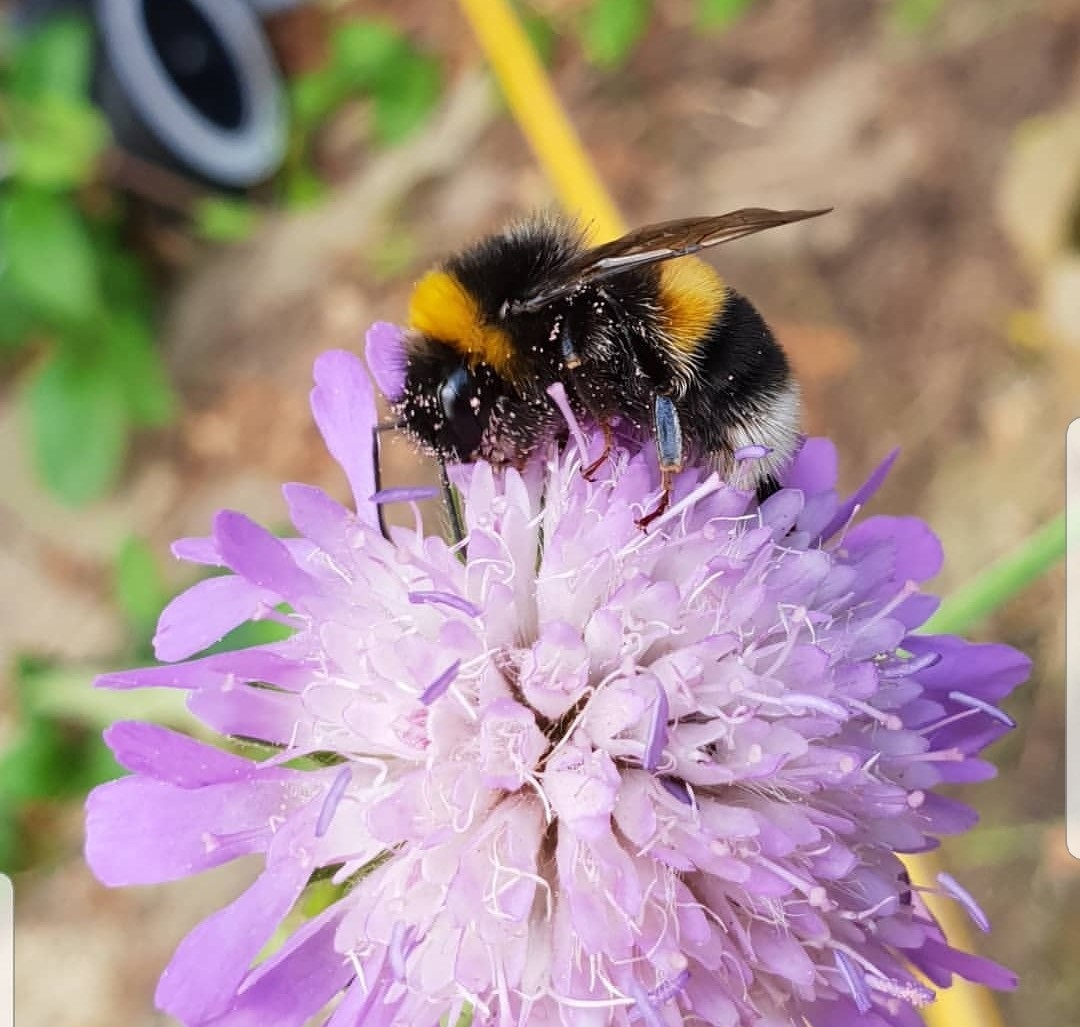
[408,270,516,375]
[658,257,726,354]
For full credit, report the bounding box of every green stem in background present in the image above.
[924,511,1067,636]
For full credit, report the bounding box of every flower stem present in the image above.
[925,512,1066,636]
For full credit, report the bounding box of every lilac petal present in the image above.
[86,775,292,884]
[894,593,940,630]
[801,998,891,1027]
[845,516,944,584]
[103,721,257,786]
[98,645,311,692]
[934,757,997,784]
[156,825,314,1022]
[819,448,899,541]
[918,792,979,835]
[902,635,1031,702]
[282,483,352,554]
[310,349,379,526]
[758,487,805,535]
[322,958,389,1026]
[153,575,280,661]
[371,486,440,504]
[365,321,408,401]
[203,905,351,1027]
[188,680,311,747]
[172,536,224,565]
[912,938,1017,990]
[213,511,316,603]
[783,437,837,493]
[936,872,990,933]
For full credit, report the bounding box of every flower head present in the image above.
[86,326,1028,1027]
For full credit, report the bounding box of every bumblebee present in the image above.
[389,207,829,528]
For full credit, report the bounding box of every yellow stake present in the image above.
[455,0,625,243]
[453,3,1005,1025]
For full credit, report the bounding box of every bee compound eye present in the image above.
[439,366,484,456]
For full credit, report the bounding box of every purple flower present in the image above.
[85,327,1028,1027]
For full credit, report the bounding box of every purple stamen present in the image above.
[546,383,590,466]
[388,922,418,980]
[879,651,942,679]
[420,660,460,705]
[370,487,440,504]
[947,690,1015,728]
[659,777,692,805]
[644,681,669,772]
[627,979,666,1027]
[408,591,481,618]
[937,871,991,932]
[787,693,850,720]
[834,950,872,1014]
[315,765,352,838]
[734,444,773,462]
[649,968,690,1005]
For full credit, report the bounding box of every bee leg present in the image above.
[371,419,405,541]
[637,395,684,531]
[439,459,467,550]
[581,419,614,480]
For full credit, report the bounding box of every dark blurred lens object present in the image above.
[92,0,286,187]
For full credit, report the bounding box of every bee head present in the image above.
[366,321,502,463]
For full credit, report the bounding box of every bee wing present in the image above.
[516,207,831,312]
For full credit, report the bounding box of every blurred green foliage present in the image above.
[0,15,175,505]
[890,0,945,33]
[283,18,443,206]
[576,0,755,69]
[0,534,295,874]
[580,0,653,69]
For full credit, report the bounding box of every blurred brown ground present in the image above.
[5,1,1079,1024]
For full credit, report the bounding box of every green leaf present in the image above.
[115,536,169,637]
[371,51,441,145]
[0,717,71,801]
[193,196,261,243]
[282,163,328,209]
[9,16,95,100]
[1,188,101,325]
[26,349,128,505]
[518,6,559,67]
[204,614,294,655]
[98,241,154,321]
[0,265,40,348]
[103,312,175,426]
[8,93,109,188]
[332,19,407,91]
[890,0,945,33]
[289,68,347,131]
[697,0,753,30]
[580,0,652,69]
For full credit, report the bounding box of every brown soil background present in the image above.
[5,1,1079,1023]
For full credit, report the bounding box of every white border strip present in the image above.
[0,874,10,1027]
[1068,420,1080,858]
